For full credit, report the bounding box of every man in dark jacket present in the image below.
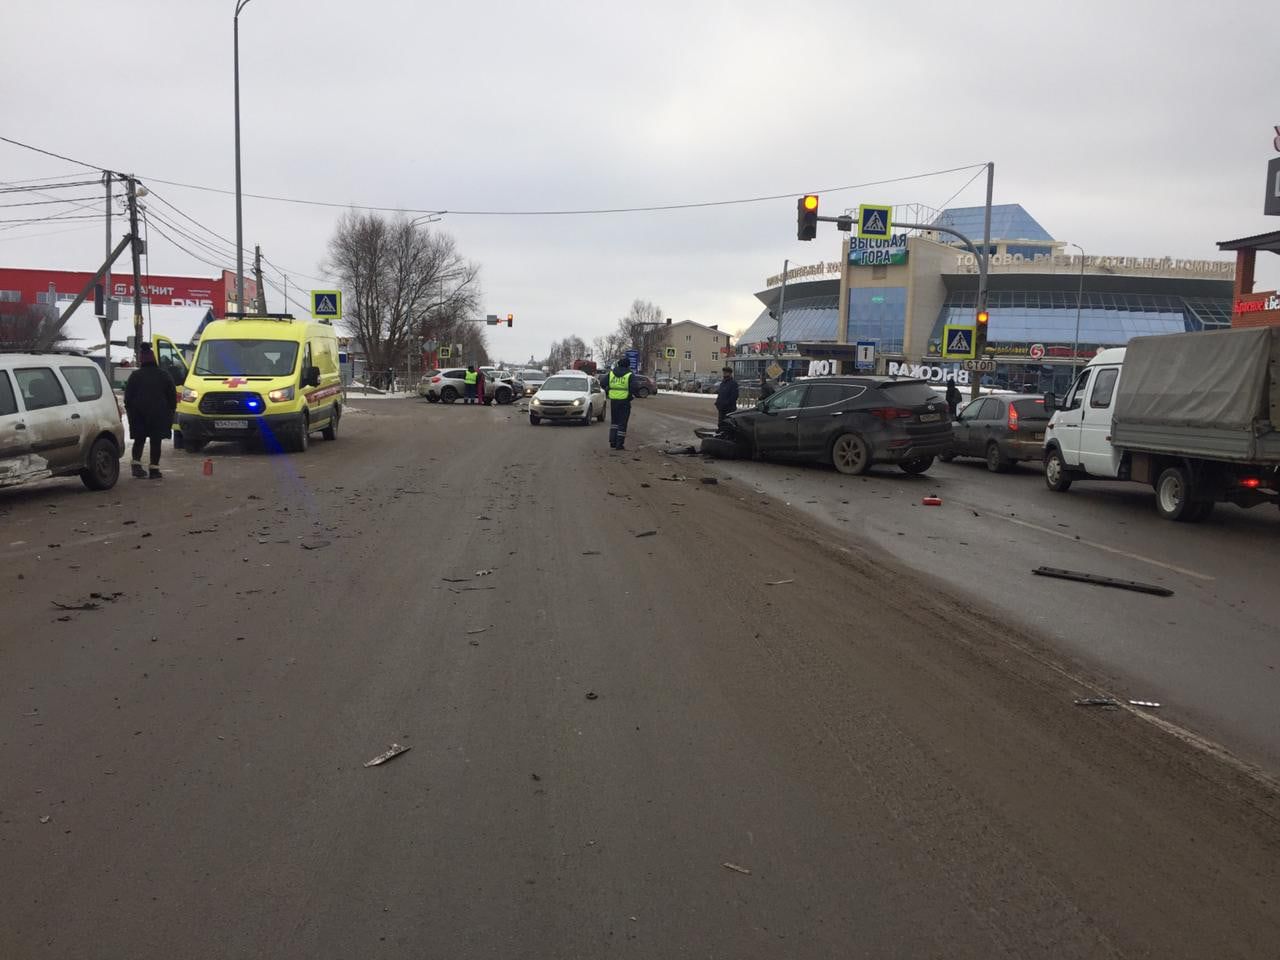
[945,377,962,418]
[760,373,776,400]
[714,366,739,432]
[124,342,177,479]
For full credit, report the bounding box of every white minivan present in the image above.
[0,354,125,492]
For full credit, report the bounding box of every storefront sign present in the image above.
[887,360,970,385]
[848,234,908,266]
[952,252,1235,277]
[926,340,1099,361]
[1232,290,1280,328]
[765,261,842,287]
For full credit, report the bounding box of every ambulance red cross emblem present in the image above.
[223,377,248,387]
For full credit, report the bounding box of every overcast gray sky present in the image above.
[3,0,1277,363]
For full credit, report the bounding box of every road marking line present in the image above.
[997,514,1214,582]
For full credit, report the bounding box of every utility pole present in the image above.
[126,177,145,362]
[103,171,113,385]
[971,161,995,399]
[774,258,789,372]
[253,244,267,312]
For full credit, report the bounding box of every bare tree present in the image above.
[591,299,666,371]
[544,335,588,372]
[326,212,483,372]
[1,305,62,352]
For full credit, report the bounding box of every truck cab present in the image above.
[1044,348,1126,481]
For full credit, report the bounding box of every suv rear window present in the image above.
[1011,398,1048,419]
[60,365,104,402]
[880,382,941,406]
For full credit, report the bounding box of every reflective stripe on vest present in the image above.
[464,371,478,384]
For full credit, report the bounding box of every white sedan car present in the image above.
[528,372,606,425]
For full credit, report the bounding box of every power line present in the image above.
[0,135,105,172]
[0,195,100,209]
[6,132,987,218]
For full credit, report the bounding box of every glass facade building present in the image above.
[737,204,1235,392]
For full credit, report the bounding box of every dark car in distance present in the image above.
[705,376,952,475]
[941,395,1049,472]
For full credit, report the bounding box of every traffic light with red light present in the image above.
[507,313,513,327]
[797,194,819,241]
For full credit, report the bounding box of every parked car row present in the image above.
[418,367,522,404]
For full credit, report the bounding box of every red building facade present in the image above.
[0,267,256,319]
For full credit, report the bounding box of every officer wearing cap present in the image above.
[602,358,639,450]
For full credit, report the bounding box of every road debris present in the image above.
[475,569,494,577]
[364,743,412,767]
[721,862,752,875]
[300,540,331,551]
[701,477,719,485]
[1033,566,1174,597]
[468,639,480,646]
[449,585,496,593]
[585,691,599,701]
[442,577,471,583]
[466,627,488,635]
[1074,698,1121,708]
[659,475,687,482]
[582,550,601,556]
[530,773,542,781]
[39,816,51,824]
[640,482,651,488]
[635,530,657,538]
[765,579,794,586]
[52,600,99,611]
[1128,699,1162,708]
[664,446,698,455]
[922,496,943,506]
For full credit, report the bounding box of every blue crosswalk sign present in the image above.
[943,325,976,359]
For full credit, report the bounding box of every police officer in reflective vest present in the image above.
[603,358,638,450]
[464,365,478,404]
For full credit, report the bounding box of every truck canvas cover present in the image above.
[1113,326,1280,462]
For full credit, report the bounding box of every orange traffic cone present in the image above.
[202,458,213,476]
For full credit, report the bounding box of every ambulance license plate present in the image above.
[214,420,248,430]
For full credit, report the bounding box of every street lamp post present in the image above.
[1068,242,1085,379]
[233,0,253,315]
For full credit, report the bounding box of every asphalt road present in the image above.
[646,392,1280,776]
[2,395,1279,958]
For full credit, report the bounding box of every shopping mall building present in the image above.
[734,204,1236,394]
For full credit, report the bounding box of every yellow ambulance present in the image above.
[174,313,344,453]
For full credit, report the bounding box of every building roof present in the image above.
[1217,230,1280,254]
[661,318,727,336]
[931,204,1054,243]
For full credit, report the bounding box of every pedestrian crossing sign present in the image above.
[943,325,976,359]
[439,345,452,358]
[665,347,677,359]
[857,204,892,240]
[311,290,342,320]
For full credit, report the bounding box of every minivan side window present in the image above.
[14,367,68,411]
[0,371,17,416]
[1090,368,1119,409]
[60,365,104,402]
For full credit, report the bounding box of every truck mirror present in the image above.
[1043,391,1056,414]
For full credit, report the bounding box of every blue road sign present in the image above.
[311,290,342,320]
[625,349,640,373]
[943,325,976,359]
[855,340,876,371]
[857,204,892,240]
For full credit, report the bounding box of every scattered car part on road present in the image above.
[721,862,752,875]
[1032,566,1174,597]
[922,496,943,506]
[1074,698,1122,708]
[364,743,412,767]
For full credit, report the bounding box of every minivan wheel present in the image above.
[1155,466,1194,521]
[899,455,933,476]
[986,441,1010,473]
[1044,448,1072,492]
[830,433,871,475]
[291,416,310,454]
[80,436,120,491]
[441,386,459,404]
[322,406,339,441]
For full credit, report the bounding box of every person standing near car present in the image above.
[945,377,962,418]
[124,342,177,479]
[715,366,739,432]
[464,365,478,404]
[603,358,637,450]
[476,367,487,406]
[760,372,775,400]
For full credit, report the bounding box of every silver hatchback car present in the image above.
[1,354,125,491]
